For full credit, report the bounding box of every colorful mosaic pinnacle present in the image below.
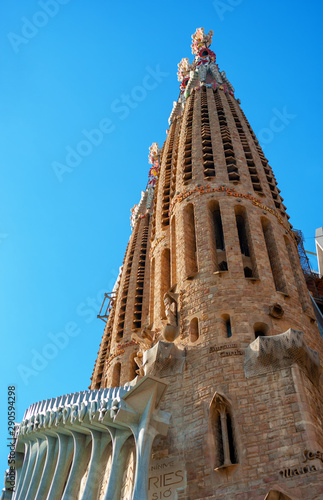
[191,27,214,55]
[175,27,232,98]
[177,57,191,82]
[147,142,160,189]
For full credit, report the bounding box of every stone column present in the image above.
[61,431,88,500]
[82,430,110,500]
[16,440,38,500]
[25,438,47,499]
[13,452,24,496]
[47,433,73,500]
[13,445,29,497]
[102,429,132,500]
[34,435,58,499]
[131,389,158,500]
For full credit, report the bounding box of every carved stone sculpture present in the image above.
[132,328,154,377]
[134,351,145,377]
[162,292,179,342]
[62,406,71,424]
[89,401,97,422]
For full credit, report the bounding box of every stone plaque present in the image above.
[148,458,186,500]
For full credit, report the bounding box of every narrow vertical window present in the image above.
[184,203,198,277]
[160,248,171,316]
[189,317,199,342]
[209,201,227,272]
[221,314,232,338]
[226,318,232,338]
[133,217,149,329]
[214,209,225,251]
[111,362,121,388]
[150,258,155,326]
[261,217,287,293]
[214,89,239,182]
[225,93,263,194]
[182,93,195,184]
[161,122,176,227]
[235,207,258,279]
[236,214,250,256]
[209,394,238,470]
[117,223,139,340]
[170,216,177,286]
[201,87,215,178]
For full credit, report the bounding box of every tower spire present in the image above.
[172,27,235,125]
[4,28,322,500]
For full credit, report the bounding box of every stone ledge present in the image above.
[244,329,321,386]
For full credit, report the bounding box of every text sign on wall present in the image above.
[148,458,186,500]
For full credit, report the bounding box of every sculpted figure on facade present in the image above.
[132,327,154,377]
[70,403,79,424]
[49,409,56,427]
[62,405,71,424]
[99,400,108,420]
[55,406,64,426]
[162,291,179,342]
[89,400,97,422]
[78,402,87,422]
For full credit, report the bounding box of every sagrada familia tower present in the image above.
[2,28,322,500]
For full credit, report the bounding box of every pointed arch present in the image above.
[184,203,198,277]
[209,392,238,470]
[264,489,293,500]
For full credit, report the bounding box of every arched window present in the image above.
[209,201,228,273]
[111,362,121,388]
[170,216,177,286]
[189,317,199,342]
[236,214,250,256]
[150,257,155,325]
[221,314,232,338]
[209,393,238,469]
[160,248,171,317]
[184,203,198,277]
[254,322,269,339]
[213,209,225,249]
[234,206,258,279]
[261,217,287,293]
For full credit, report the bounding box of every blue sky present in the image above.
[0,0,322,474]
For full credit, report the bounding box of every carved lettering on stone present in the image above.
[148,458,186,500]
[209,343,238,353]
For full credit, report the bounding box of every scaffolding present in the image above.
[294,229,323,310]
[97,292,116,323]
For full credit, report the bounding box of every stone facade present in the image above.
[2,28,322,500]
[90,28,322,499]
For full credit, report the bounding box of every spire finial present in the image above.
[146,142,161,210]
[177,58,191,82]
[191,27,214,55]
[147,142,161,189]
